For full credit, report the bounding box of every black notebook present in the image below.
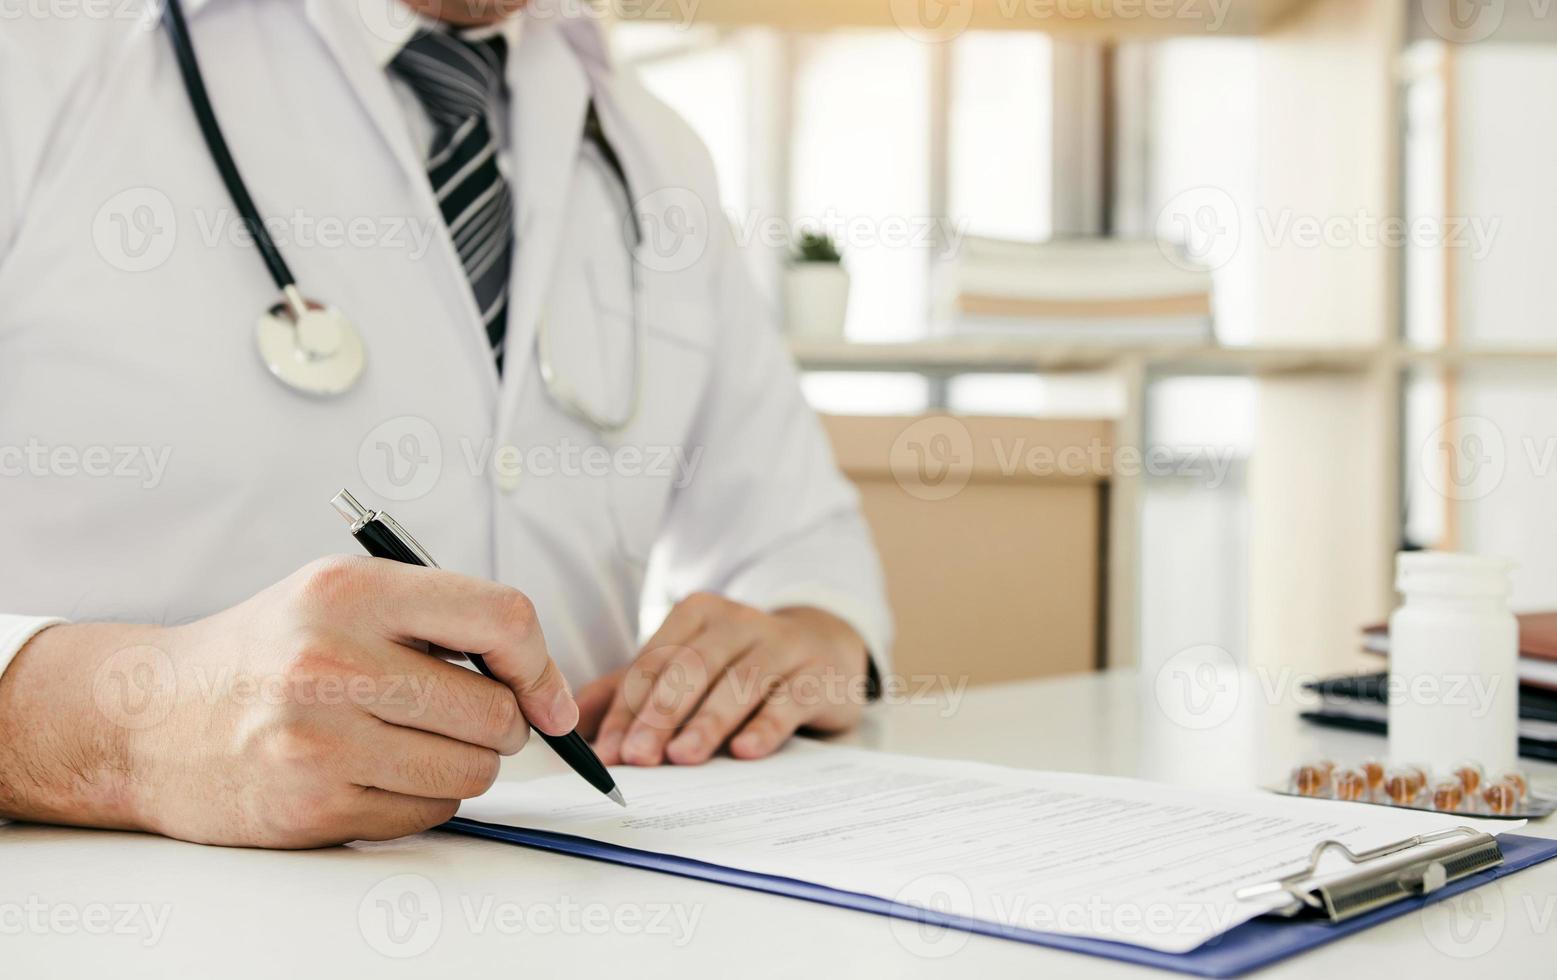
[1301,671,1557,762]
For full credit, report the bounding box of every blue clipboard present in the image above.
[442,816,1557,978]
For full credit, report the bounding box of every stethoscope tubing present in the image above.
[157,0,645,425]
[161,0,296,293]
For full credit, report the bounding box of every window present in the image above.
[791,35,932,341]
[628,32,753,215]
[948,33,1054,242]
[615,25,1066,352]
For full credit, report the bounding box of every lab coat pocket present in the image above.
[605,268,715,565]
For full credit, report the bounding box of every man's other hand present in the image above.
[581,595,870,767]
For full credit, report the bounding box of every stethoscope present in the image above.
[160,0,643,431]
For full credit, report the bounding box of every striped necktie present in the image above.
[389,29,514,369]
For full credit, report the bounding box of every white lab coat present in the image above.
[0,1,891,688]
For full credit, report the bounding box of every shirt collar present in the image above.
[165,0,526,68]
[357,0,524,69]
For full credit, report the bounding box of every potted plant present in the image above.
[784,230,850,340]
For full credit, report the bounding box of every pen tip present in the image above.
[608,788,627,808]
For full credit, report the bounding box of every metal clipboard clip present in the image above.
[1233,827,1504,924]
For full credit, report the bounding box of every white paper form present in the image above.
[459,741,1520,953]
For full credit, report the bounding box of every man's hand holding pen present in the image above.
[0,557,576,848]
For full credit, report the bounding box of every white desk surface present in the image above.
[7,669,1555,978]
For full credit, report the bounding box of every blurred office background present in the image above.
[602,0,1557,685]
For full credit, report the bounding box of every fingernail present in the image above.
[596,732,621,761]
[550,686,579,732]
[625,730,657,761]
[734,732,761,756]
[670,730,703,757]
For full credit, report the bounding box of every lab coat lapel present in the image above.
[300,0,430,200]
[495,21,591,425]
[301,0,500,390]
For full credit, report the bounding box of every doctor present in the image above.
[0,0,890,847]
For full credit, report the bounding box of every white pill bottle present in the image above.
[1388,552,1519,776]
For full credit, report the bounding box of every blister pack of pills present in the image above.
[1269,759,1554,819]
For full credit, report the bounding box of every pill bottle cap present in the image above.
[1396,551,1513,599]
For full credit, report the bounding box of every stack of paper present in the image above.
[455,741,1523,956]
[935,236,1214,344]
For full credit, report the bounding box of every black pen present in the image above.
[330,488,626,807]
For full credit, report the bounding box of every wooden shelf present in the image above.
[788,338,1384,376]
[1397,346,1557,369]
[790,339,1557,376]
[613,0,1316,38]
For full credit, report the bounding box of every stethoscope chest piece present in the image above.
[256,288,365,396]
[161,0,636,413]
